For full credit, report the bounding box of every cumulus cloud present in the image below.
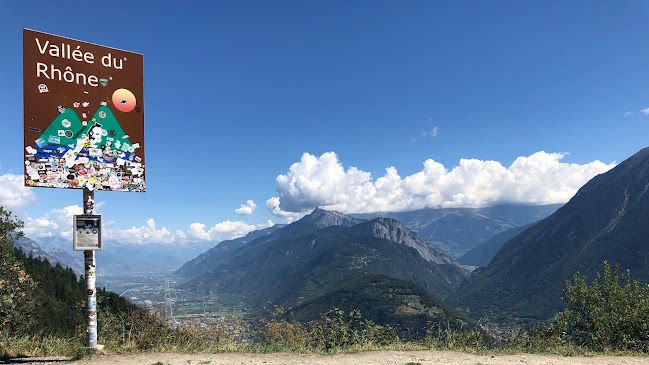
[625,112,632,116]
[1,170,272,245]
[642,108,649,115]
[106,218,273,244]
[267,151,616,217]
[22,205,274,244]
[0,173,37,211]
[184,219,274,242]
[108,218,179,244]
[234,200,257,215]
[265,197,305,223]
[22,205,82,240]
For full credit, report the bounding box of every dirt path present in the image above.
[60,350,649,365]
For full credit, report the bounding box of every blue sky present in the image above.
[1,1,648,244]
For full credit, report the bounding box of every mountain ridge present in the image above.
[183,208,468,310]
[450,147,649,321]
[353,204,562,258]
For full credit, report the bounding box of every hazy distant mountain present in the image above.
[14,235,84,275]
[175,225,286,278]
[457,224,533,267]
[451,147,649,321]
[176,208,363,279]
[354,204,562,258]
[183,209,468,310]
[13,235,49,257]
[25,236,216,276]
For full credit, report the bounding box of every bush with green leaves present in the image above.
[541,261,649,352]
[309,307,362,351]
[0,207,37,335]
[256,305,397,351]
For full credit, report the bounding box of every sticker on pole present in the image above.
[73,214,102,251]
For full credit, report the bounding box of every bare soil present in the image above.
[58,350,649,365]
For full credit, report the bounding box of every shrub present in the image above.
[543,261,649,352]
[0,208,37,335]
[256,306,398,351]
[258,306,308,349]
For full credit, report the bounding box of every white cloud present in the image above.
[265,197,305,223]
[234,200,257,215]
[104,218,273,244]
[267,151,616,216]
[6,173,273,244]
[421,126,440,138]
[0,174,37,211]
[184,220,274,242]
[22,203,274,245]
[625,112,632,116]
[641,108,649,115]
[108,218,178,244]
[22,205,82,240]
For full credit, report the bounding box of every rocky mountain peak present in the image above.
[301,207,365,229]
[357,217,459,267]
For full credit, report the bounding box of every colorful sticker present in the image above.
[25,104,145,191]
[112,89,136,113]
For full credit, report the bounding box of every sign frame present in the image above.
[73,214,103,251]
[23,29,145,193]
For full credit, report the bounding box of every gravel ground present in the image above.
[10,350,644,365]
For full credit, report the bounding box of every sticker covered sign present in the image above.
[23,29,145,192]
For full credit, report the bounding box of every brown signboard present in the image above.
[23,29,145,192]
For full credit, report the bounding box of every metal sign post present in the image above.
[73,191,102,348]
[82,189,97,347]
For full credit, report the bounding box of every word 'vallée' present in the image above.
[33,37,127,86]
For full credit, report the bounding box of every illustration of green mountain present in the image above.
[84,105,134,152]
[36,108,84,147]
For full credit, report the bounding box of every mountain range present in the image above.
[180,208,473,333]
[183,210,469,303]
[14,235,85,275]
[355,204,561,258]
[17,146,649,328]
[16,235,217,277]
[450,147,649,321]
[457,224,533,267]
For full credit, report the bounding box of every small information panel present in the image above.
[73,214,102,251]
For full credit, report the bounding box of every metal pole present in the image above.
[83,188,98,348]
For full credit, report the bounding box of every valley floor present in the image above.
[64,350,649,365]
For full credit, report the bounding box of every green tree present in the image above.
[549,261,649,352]
[0,206,37,334]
